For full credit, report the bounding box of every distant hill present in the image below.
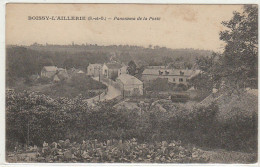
[18,44,212,65]
[6,44,212,87]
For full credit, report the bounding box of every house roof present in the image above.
[43,66,58,72]
[53,74,60,81]
[77,70,85,74]
[105,63,122,69]
[117,74,143,85]
[142,68,200,77]
[58,68,66,71]
[88,64,102,68]
[146,66,167,69]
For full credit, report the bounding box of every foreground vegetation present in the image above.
[6,90,257,158]
[9,139,208,163]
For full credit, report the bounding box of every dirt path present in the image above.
[92,77,121,101]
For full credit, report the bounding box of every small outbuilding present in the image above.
[116,74,143,97]
[41,66,58,78]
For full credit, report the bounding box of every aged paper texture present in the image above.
[5,3,258,164]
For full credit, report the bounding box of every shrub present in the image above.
[146,78,171,91]
[6,91,257,153]
[33,139,209,163]
[37,77,51,84]
[174,83,188,91]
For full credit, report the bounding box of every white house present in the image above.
[87,64,102,77]
[102,63,122,79]
[116,74,143,97]
[118,65,128,76]
[41,66,58,78]
[142,67,200,86]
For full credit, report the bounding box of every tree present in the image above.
[162,56,173,66]
[219,5,258,89]
[194,5,258,92]
[127,60,137,76]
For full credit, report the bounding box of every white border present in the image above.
[0,0,259,166]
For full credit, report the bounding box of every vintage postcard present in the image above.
[4,3,258,164]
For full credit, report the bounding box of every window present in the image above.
[173,78,175,82]
[179,78,183,82]
[159,70,163,75]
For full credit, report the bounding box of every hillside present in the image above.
[9,44,213,65]
[6,45,212,87]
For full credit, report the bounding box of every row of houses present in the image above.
[87,62,128,79]
[142,67,200,85]
[41,66,85,82]
[40,62,201,97]
[87,63,143,97]
[87,63,200,86]
[87,62,201,97]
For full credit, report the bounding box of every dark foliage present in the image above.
[6,91,257,154]
[193,5,258,91]
[127,60,137,76]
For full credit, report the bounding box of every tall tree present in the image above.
[219,5,258,88]
[194,5,258,91]
[127,60,137,76]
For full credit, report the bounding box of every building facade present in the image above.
[41,66,58,78]
[102,63,122,79]
[116,74,143,97]
[118,66,128,76]
[87,64,102,77]
[142,67,200,85]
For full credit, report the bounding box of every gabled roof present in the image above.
[58,68,66,71]
[117,74,143,85]
[105,63,122,69]
[88,64,102,68]
[42,66,58,72]
[77,70,85,74]
[53,74,60,81]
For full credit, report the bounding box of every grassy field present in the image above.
[12,75,107,99]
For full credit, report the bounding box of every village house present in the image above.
[142,67,200,86]
[118,65,128,76]
[116,74,143,97]
[41,66,58,78]
[102,63,122,79]
[41,66,69,82]
[87,64,102,77]
[56,68,69,80]
[145,66,168,69]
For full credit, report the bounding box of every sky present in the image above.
[6,4,243,51]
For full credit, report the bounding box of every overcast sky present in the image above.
[6,4,243,51]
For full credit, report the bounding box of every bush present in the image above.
[68,75,107,90]
[37,77,51,84]
[146,78,171,91]
[33,139,208,163]
[6,91,257,153]
[174,83,188,91]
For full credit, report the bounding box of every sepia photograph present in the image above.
[5,3,258,164]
